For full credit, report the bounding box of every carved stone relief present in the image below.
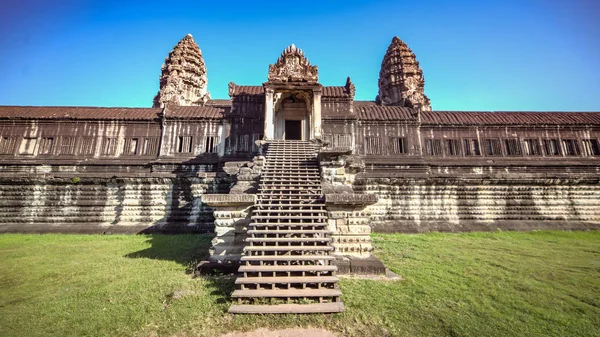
[268,44,319,83]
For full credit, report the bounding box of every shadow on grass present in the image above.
[124,234,236,308]
[125,234,212,273]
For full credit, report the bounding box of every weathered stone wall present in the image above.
[0,175,227,234]
[161,120,224,157]
[356,121,420,156]
[355,177,600,233]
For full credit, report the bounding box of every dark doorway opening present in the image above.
[285,120,302,140]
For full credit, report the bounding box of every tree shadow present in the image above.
[123,132,264,309]
[124,234,236,307]
[124,234,213,273]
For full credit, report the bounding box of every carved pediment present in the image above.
[268,44,318,83]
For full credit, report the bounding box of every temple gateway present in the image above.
[1,34,599,313]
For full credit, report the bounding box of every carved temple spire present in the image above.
[267,44,319,83]
[345,76,356,99]
[153,34,210,108]
[377,36,431,111]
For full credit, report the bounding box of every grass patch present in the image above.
[1,231,599,336]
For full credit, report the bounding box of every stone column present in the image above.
[264,88,275,140]
[313,89,322,139]
[218,120,227,156]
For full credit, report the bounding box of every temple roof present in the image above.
[0,106,162,120]
[2,105,599,126]
[205,99,232,107]
[165,105,225,119]
[355,102,416,121]
[352,103,600,124]
[421,111,600,126]
[228,84,352,98]
[0,106,225,120]
[322,86,352,98]
[229,85,264,96]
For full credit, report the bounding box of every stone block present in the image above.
[325,193,378,206]
[201,194,255,206]
[348,255,386,275]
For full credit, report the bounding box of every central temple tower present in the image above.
[263,44,322,140]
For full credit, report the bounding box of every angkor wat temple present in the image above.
[2,33,599,312]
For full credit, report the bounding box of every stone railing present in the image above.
[201,194,255,265]
[324,193,378,257]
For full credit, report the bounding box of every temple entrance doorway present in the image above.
[285,120,302,140]
[274,95,310,140]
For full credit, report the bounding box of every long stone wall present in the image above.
[355,177,600,233]
[0,176,227,234]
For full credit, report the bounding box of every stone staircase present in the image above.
[228,140,344,314]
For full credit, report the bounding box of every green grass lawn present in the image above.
[1,231,599,337]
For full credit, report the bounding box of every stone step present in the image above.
[261,177,321,182]
[265,158,316,161]
[254,203,326,208]
[257,197,321,201]
[251,215,327,220]
[265,151,316,154]
[256,201,322,205]
[261,176,321,180]
[265,159,316,161]
[262,171,321,173]
[265,161,316,164]
[264,163,318,166]
[267,142,315,146]
[261,174,320,178]
[260,182,320,186]
[265,156,317,159]
[249,223,328,228]
[265,162,317,165]
[258,193,321,197]
[267,149,317,151]
[266,150,315,152]
[255,202,324,207]
[235,276,339,285]
[262,168,319,172]
[253,209,326,214]
[264,157,317,159]
[231,288,341,298]
[229,302,344,314]
[263,170,318,173]
[266,150,316,152]
[238,264,337,273]
[241,255,334,262]
[244,246,333,252]
[247,229,332,235]
[256,203,323,207]
[253,204,326,210]
[246,237,332,243]
[267,146,316,148]
[258,189,319,195]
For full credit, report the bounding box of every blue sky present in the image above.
[0,0,598,111]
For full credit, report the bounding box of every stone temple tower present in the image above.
[153,34,210,108]
[377,36,431,111]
